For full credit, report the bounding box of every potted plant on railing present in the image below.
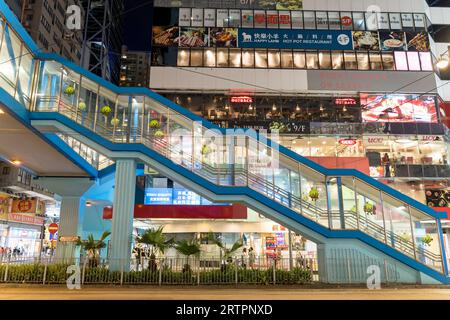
[201,144,212,163]
[136,226,173,272]
[421,234,433,247]
[76,231,111,268]
[363,202,375,215]
[101,105,111,116]
[78,101,87,111]
[110,117,120,126]
[309,187,319,203]
[149,119,160,129]
[64,85,75,96]
[174,238,201,273]
[153,130,165,139]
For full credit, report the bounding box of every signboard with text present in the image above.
[237,28,353,50]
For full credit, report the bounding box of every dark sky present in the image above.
[123,0,154,51]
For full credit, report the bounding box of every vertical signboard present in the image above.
[179,8,191,27]
[204,8,216,27]
[191,8,203,27]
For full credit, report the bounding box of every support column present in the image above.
[109,159,136,271]
[55,196,84,262]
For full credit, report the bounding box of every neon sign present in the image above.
[230,96,253,103]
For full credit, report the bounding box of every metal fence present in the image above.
[0,256,317,286]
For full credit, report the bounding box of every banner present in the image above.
[237,28,353,50]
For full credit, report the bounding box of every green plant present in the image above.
[78,101,87,111]
[208,232,243,269]
[149,119,160,128]
[154,130,164,138]
[350,205,357,213]
[64,85,75,95]
[136,226,173,271]
[421,234,433,246]
[201,144,212,155]
[363,202,374,214]
[174,238,201,273]
[309,187,319,201]
[400,233,411,243]
[110,117,120,126]
[101,105,111,115]
[76,231,111,267]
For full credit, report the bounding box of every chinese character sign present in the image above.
[237,28,353,50]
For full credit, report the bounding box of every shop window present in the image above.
[394,51,408,70]
[268,50,280,68]
[303,11,315,29]
[306,52,319,69]
[217,48,229,67]
[318,51,331,69]
[177,49,190,66]
[293,51,306,69]
[331,52,343,69]
[229,48,241,67]
[203,49,216,67]
[344,52,357,69]
[242,49,255,68]
[255,49,268,68]
[407,51,421,71]
[369,52,383,70]
[280,50,293,68]
[356,52,369,70]
[382,52,395,70]
[353,12,365,30]
[190,49,203,67]
[419,52,433,71]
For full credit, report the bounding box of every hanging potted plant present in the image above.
[154,130,164,138]
[149,119,160,129]
[421,234,433,246]
[111,118,120,126]
[363,202,374,215]
[101,105,111,116]
[64,85,75,96]
[78,101,87,111]
[309,187,319,202]
[201,144,212,156]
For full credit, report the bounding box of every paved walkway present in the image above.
[1,286,450,300]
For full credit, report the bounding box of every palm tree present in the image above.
[76,231,111,267]
[208,232,243,271]
[136,226,173,271]
[175,239,201,273]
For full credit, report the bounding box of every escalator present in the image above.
[0,0,449,283]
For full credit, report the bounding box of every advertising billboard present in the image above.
[360,94,438,123]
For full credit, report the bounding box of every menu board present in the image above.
[179,8,191,27]
[361,94,438,123]
[204,8,216,27]
[191,8,204,27]
[242,10,254,28]
[153,26,179,46]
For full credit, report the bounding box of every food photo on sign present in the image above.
[360,94,438,123]
[379,31,407,51]
[406,32,430,51]
[176,28,208,47]
[209,28,237,47]
[152,26,179,46]
[352,31,379,50]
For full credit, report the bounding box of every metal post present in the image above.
[43,259,48,285]
[82,258,87,285]
[120,260,124,286]
[158,261,162,286]
[272,260,276,285]
[353,178,360,230]
[337,177,345,229]
[3,257,9,282]
[347,257,352,283]
[245,136,249,186]
[288,230,293,271]
[384,259,389,284]
[235,259,238,286]
[379,191,388,245]
[197,258,200,286]
[407,205,417,260]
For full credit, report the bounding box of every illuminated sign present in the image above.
[338,139,357,146]
[335,98,357,105]
[230,96,253,103]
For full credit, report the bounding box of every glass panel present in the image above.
[303,11,315,29]
[369,52,382,70]
[268,49,280,68]
[306,52,318,69]
[327,177,341,229]
[177,49,190,66]
[0,25,21,96]
[242,49,254,68]
[344,52,357,69]
[15,47,33,108]
[341,177,358,230]
[419,52,433,71]
[190,49,203,67]
[96,87,116,137]
[382,52,395,70]
[143,96,169,156]
[328,12,340,30]
[357,52,369,70]
[394,51,408,70]
[407,51,421,71]
[291,11,303,29]
[319,51,331,69]
[353,12,365,30]
[331,52,343,69]
[229,48,241,67]
[77,76,99,130]
[255,49,268,68]
[315,11,328,29]
[293,51,305,68]
[203,48,216,67]
[36,61,62,111]
[280,50,293,68]
[129,96,144,144]
[299,164,328,227]
[115,95,131,143]
[217,48,229,67]
[59,68,80,119]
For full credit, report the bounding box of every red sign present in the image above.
[230,96,253,103]
[7,213,44,225]
[338,139,357,146]
[335,98,357,105]
[341,16,352,26]
[48,223,58,234]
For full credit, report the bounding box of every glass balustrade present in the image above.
[0,14,445,275]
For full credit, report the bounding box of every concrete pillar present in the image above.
[55,196,84,262]
[109,159,136,271]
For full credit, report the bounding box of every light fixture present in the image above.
[307,141,311,144]
[272,103,277,111]
[343,106,347,112]
[0,109,4,114]
[293,140,296,144]
[86,201,92,207]
[319,105,324,111]
[11,159,21,166]
[225,104,229,110]
[295,104,300,111]
[248,104,253,110]
[436,55,449,69]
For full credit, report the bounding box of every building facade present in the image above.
[119,45,152,87]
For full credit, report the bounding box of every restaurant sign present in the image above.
[237,28,353,50]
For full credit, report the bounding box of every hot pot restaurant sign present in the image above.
[238,28,353,50]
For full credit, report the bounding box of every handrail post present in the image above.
[407,205,417,260]
[3,256,9,283]
[379,191,388,245]
[353,177,360,231]
[42,258,48,285]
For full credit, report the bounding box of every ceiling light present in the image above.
[248,104,253,110]
[86,201,92,207]
[296,104,300,111]
[272,104,277,111]
[0,109,4,114]
[11,159,21,165]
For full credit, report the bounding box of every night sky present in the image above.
[123,0,154,51]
